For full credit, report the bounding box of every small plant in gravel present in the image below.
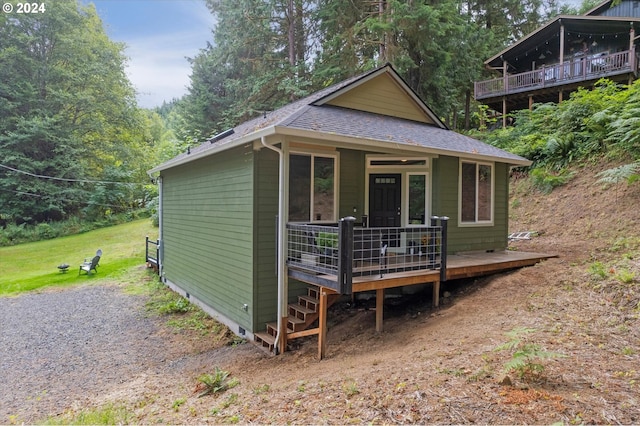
[171,397,186,412]
[196,367,238,397]
[495,327,567,382]
[253,384,270,394]
[342,379,359,397]
[614,268,636,284]
[587,261,608,280]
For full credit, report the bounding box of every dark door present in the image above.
[369,174,401,227]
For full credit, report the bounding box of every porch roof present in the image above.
[150,65,530,174]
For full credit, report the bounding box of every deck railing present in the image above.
[475,49,638,99]
[286,216,449,294]
[145,236,159,273]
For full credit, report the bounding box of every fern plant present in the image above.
[197,367,238,397]
[596,162,640,186]
[495,327,567,382]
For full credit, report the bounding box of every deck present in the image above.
[474,49,638,109]
[285,249,555,358]
[295,250,556,295]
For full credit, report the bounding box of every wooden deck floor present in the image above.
[326,250,557,293]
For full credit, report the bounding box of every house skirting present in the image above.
[162,277,255,341]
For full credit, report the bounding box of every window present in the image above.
[460,161,493,224]
[289,153,335,222]
[408,174,426,225]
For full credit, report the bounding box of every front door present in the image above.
[369,174,401,227]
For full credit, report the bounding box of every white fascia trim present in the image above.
[274,126,531,166]
[148,127,277,174]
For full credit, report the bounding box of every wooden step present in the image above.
[307,287,320,299]
[254,332,275,352]
[266,322,278,336]
[298,295,319,311]
[289,303,315,320]
[287,316,306,332]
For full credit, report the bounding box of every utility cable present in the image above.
[0,163,150,186]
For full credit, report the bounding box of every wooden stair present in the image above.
[254,286,339,354]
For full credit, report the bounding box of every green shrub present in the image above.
[530,168,575,193]
[36,223,56,240]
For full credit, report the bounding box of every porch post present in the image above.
[502,59,508,128]
[559,21,565,79]
[318,289,328,359]
[432,280,440,308]
[277,140,290,354]
[376,288,384,332]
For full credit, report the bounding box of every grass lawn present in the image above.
[0,220,158,296]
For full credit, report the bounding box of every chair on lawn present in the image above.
[79,249,102,275]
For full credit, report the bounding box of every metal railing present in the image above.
[145,236,159,273]
[286,216,449,294]
[475,49,637,99]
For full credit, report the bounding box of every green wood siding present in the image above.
[326,74,434,124]
[161,144,254,332]
[338,149,366,219]
[253,148,279,331]
[432,156,509,253]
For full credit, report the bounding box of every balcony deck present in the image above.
[292,250,556,294]
[475,49,638,108]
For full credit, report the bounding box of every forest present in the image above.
[1,0,638,244]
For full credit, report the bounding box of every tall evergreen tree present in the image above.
[0,1,139,223]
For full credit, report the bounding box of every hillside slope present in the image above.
[59,163,640,424]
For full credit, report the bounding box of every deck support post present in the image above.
[432,280,440,308]
[318,289,328,359]
[279,317,288,354]
[376,288,384,332]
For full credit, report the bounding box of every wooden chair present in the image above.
[79,249,102,275]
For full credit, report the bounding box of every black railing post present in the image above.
[145,236,149,263]
[338,216,355,294]
[439,217,449,282]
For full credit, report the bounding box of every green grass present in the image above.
[0,219,157,296]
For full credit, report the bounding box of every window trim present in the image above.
[458,159,494,227]
[288,150,339,223]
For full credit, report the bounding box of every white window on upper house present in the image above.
[459,160,493,225]
[289,153,337,222]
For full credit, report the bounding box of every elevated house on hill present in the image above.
[148,64,552,359]
[475,0,640,126]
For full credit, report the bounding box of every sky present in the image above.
[90,0,216,109]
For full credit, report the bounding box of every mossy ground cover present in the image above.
[0,220,157,296]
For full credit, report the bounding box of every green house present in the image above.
[148,64,530,354]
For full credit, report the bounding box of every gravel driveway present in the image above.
[0,285,172,423]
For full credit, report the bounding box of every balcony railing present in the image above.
[286,216,449,294]
[145,236,159,272]
[475,49,638,100]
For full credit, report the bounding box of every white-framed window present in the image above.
[288,152,337,222]
[459,160,493,225]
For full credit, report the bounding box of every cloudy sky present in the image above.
[91,0,216,108]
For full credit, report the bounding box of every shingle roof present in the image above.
[150,65,530,173]
[282,105,527,163]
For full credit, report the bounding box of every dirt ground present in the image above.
[11,163,640,424]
